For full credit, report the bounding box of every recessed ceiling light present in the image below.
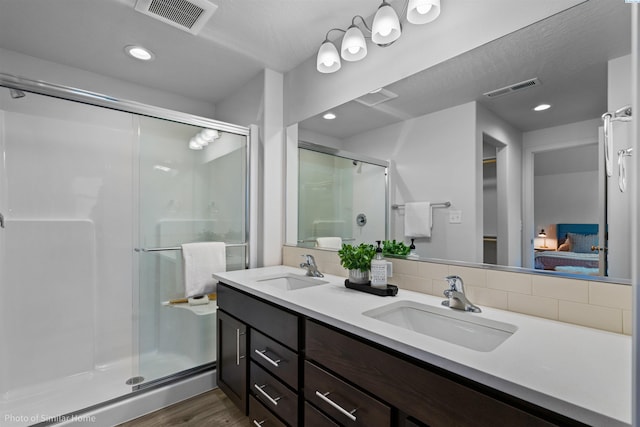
[369,87,383,94]
[323,112,337,120]
[125,45,155,61]
[533,103,551,112]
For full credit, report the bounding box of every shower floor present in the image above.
[0,352,207,427]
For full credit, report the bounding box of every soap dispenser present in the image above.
[370,240,387,288]
[408,238,418,258]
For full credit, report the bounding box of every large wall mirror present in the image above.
[288,0,633,284]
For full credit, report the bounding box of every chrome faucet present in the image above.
[442,275,481,313]
[300,254,324,277]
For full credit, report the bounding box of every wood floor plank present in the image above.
[118,388,248,427]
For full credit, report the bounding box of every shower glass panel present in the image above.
[137,116,247,386]
[0,89,136,422]
[0,81,250,424]
[298,147,387,247]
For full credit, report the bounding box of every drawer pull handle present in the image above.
[254,383,281,406]
[252,420,265,427]
[254,349,281,367]
[315,391,357,422]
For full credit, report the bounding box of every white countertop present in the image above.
[213,265,632,427]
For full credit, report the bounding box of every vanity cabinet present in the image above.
[217,283,301,426]
[217,283,588,427]
[216,310,247,411]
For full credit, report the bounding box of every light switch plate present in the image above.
[449,210,462,224]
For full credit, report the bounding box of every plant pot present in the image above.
[348,269,370,284]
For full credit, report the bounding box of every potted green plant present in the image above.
[382,239,411,257]
[338,243,376,284]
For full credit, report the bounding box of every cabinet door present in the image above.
[217,310,248,413]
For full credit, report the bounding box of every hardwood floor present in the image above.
[117,388,248,427]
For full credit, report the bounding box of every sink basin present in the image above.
[363,300,517,352]
[257,273,328,290]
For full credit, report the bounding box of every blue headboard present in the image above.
[556,223,598,241]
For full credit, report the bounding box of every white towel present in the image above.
[181,242,226,297]
[316,237,342,250]
[404,202,432,238]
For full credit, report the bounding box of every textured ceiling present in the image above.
[300,0,631,137]
[0,0,629,134]
[0,0,381,104]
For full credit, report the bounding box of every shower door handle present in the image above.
[0,212,4,229]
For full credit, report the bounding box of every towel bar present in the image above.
[392,201,451,209]
[297,238,355,243]
[135,243,247,252]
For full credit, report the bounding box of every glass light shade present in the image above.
[317,40,341,73]
[189,139,204,150]
[341,25,367,61]
[371,2,401,45]
[201,128,219,141]
[193,134,208,147]
[407,0,441,24]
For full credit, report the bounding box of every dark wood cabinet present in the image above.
[216,310,247,412]
[250,396,287,427]
[217,282,588,427]
[305,361,391,426]
[217,283,301,425]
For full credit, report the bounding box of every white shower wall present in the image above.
[0,91,135,395]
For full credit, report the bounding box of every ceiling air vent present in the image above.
[354,88,399,107]
[483,78,541,99]
[134,0,218,35]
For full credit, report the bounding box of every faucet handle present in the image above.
[445,275,463,292]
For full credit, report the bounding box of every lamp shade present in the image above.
[407,0,441,24]
[538,229,547,238]
[317,40,341,73]
[341,25,367,61]
[371,2,401,45]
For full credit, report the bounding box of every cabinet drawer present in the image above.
[305,361,391,427]
[304,402,339,427]
[249,396,287,427]
[218,283,299,350]
[306,320,557,427]
[251,329,298,389]
[250,362,298,426]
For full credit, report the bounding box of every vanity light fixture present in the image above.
[124,45,155,61]
[533,103,551,112]
[323,112,337,120]
[316,0,442,73]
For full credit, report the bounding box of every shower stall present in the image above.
[0,75,250,426]
[297,142,389,247]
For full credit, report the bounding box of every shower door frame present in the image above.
[0,72,253,390]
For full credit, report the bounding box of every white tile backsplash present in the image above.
[282,246,632,335]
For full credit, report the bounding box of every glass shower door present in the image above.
[298,147,388,247]
[136,116,247,386]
